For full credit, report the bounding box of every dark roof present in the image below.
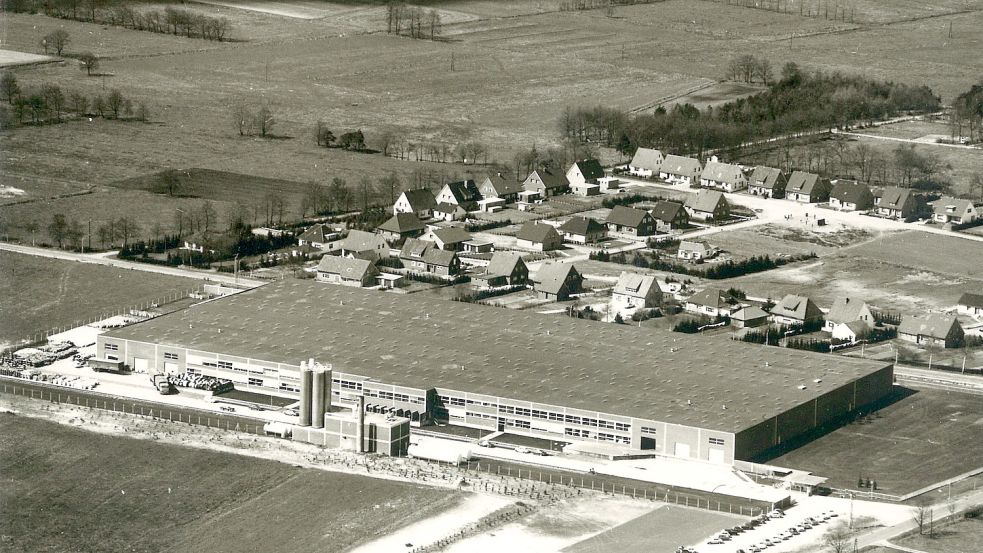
[686,288,730,309]
[534,262,581,295]
[826,297,870,325]
[341,230,387,253]
[959,293,983,309]
[516,222,560,244]
[399,237,431,259]
[400,189,438,211]
[422,247,457,267]
[444,180,481,203]
[649,201,686,223]
[685,190,727,213]
[605,205,651,228]
[481,174,524,197]
[299,223,332,243]
[770,294,822,321]
[878,187,914,210]
[435,202,466,215]
[377,213,425,234]
[786,171,822,194]
[748,166,783,189]
[526,169,569,190]
[105,280,892,434]
[613,271,659,300]
[485,252,525,277]
[830,180,872,205]
[316,256,378,280]
[558,217,605,236]
[898,314,962,340]
[429,226,472,245]
[930,197,976,217]
[574,159,605,181]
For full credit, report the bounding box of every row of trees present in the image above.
[43,213,142,250]
[232,99,275,137]
[315,122,367,151]
[725,54,773,84]
[563,63,941,159]
[385,2,442,40]
[0,73,146,128]
[949,80,983,143]
[7,2,231,41]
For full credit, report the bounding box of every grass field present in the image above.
[0,250,198,348]
[0,413,459,553]
[768,386,983,495]
[894,516,983,553]
[564,503,739,553]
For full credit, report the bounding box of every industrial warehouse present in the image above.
[97,279,894,464]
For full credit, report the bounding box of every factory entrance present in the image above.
[497,417,506,431]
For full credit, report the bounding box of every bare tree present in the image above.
[78,52,99,76]
[69,91,88,116]
[753,58,773,85]
[378,172,402,206]
[911,504,929,535]
[231,98,251,136]
[426,9,441,40]
[1,72,20,104]
[43,30,70,56]
[106,89,124,119]
[254,104,274,137]
[822,523,851,553]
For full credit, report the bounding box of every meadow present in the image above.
[0,413,460,553]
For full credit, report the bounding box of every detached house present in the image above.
[376,213,425,245]
[523,169,570,197]
[436,180,482,211]
[677,240,719,262]
[685,190,730,222]
[340,230,390,260]
[957,293,983,317]
[433,203,468,222]
[394,189,438,219]
[298,223,342,251]
[567,159,605,188]
[823,297,874,332]
[829,180,874,211]
[610,271,662,319]
[515,222,563,251]
[747,167,786,198]
[605,205,656,238]
[478,173,523,203]
[315,256,379,288]
[700,161,747,192]
[874,187,917,220]
[659,155,702,185]
[731,306,769,329]
[399,238,461,277]
[533,263,583,301]
[558,217,607,244]
[899,314,964,348]
[785,172,831,203]
[684,288,731,318]
[769,294,823,327]
[628,148,665,178]
[650,201,689,233]
[930,197,978,225]
[421,226,472,251]
[473,252,529,288]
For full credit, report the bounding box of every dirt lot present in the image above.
[0,250,198,348]
[768,385,983,495]
[706,224,875,261]
[0,413,459,553]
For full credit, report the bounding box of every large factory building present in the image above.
[98,280,894,463]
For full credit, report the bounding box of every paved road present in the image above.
[0,242,268,288]
[833,129,983,151]
[894,365,983,393]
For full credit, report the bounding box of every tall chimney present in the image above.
[355,395,365,453]
[323,367,333,413]
[299,362,313,427]
[311,368,325,429]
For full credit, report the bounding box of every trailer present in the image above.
[150,374,174,395]
[88,358,125,374]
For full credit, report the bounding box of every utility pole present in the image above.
[451,51,455,71]
[948,22,953,39]
[87,219,92,252]
[621,43,626,61]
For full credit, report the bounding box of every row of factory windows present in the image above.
[439,395,631,432]
[365,389,426,405]
[564,427,631,444]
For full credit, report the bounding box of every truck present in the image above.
[88,358,125,374]
[150,374,174,395]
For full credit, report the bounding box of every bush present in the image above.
[454,284,526,303]
[403,272,469,285]
[465,218,512,232]
[785,338,831,353]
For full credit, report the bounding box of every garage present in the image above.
[708,448,726,464]
[163,362,179,374]
[133,357,148,372]
[673,442,691,458]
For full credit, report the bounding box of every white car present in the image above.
[514,446,531,454]
[477,440,493,448]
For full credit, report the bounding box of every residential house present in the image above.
[181,232,233,256]
[628,148,665,178]
[957,293,983,317]
[874,187,917,220]
[523,169,570,197]
[610,271,662,319]
[340,230,390,260]
[731,306,769,329]
[533,263,583,301]
[297,223,342,251]
[659,155,702,185]
[769,294,823,327]
[421,226,472,251]
[650,200,689,233]
[829,180,874,211]
[605,205,656,237]
[831,321,869,343]
[930,197,978,225]
[434,202,468,222]
[478,173,524,202]
[823,297,874,332]
[393,189,438,218]
[700,161,747,192]
[473,252,528,288]
[677,240,719,262]
[571,180,601,197]
[747,167,786,198]
[315,256,380,288]
[436,180,482,211]
[898,314,964,348]
[566,159,605,188]
[376,213,425,245]
[785,171,831,203]
[462,240,494,254]
[515,222,563,251]
[399,238,461,277]
[558,217,607,244]
[684,288,732,318]
[685,190,730,222]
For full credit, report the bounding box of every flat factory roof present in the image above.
[105,280,890,433]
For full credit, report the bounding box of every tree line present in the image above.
[5,2,231,41]
[949,80,983,144]
[563,64,941,160]
[0,73,147,129]
[385,2,442,40]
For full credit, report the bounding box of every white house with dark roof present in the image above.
[957,293,983,317]
[433,202,468,222]
[298,223,342,251]
[340,230,390,260]
[473,252,528,288]
[659,155,702,185]
[650,200,689,233]
[899,314,964,348]
[376,213,425,244]
[478,173,524,202]
[685,190,730,222]
[605,205,656,237]
[685,288,731,318]
[515,222,562,251]
[533,262,583,301]
[823,297,874,332]
[399,237,461,276]
[829,180,874,211]
[567,159,605,188]
[700,161,747,192]
[677,240,719,262]
[316,256,380,288]
[874,186,918,220]
[731,306,769,329]
[785,172,831,203]
[522,168,570,197]
[610,271,662,319]
[769,294,823,327]
[436,180,482,211]
[930,197,978,225]
[394,189,438,218]
[558,217,607,244]
[628,148,665,178]
[747,167,786,198]
[421,226,472,251]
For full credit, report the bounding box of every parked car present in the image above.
[515,446,531,454]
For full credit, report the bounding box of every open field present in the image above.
[894,516,983,553]
[0,49,58,67]
[768,386,983,495]
[706,224,875,260]
[565,503,739,553]
[114,167,312,208]
[0,250,198,348]
[0,413,459,553]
